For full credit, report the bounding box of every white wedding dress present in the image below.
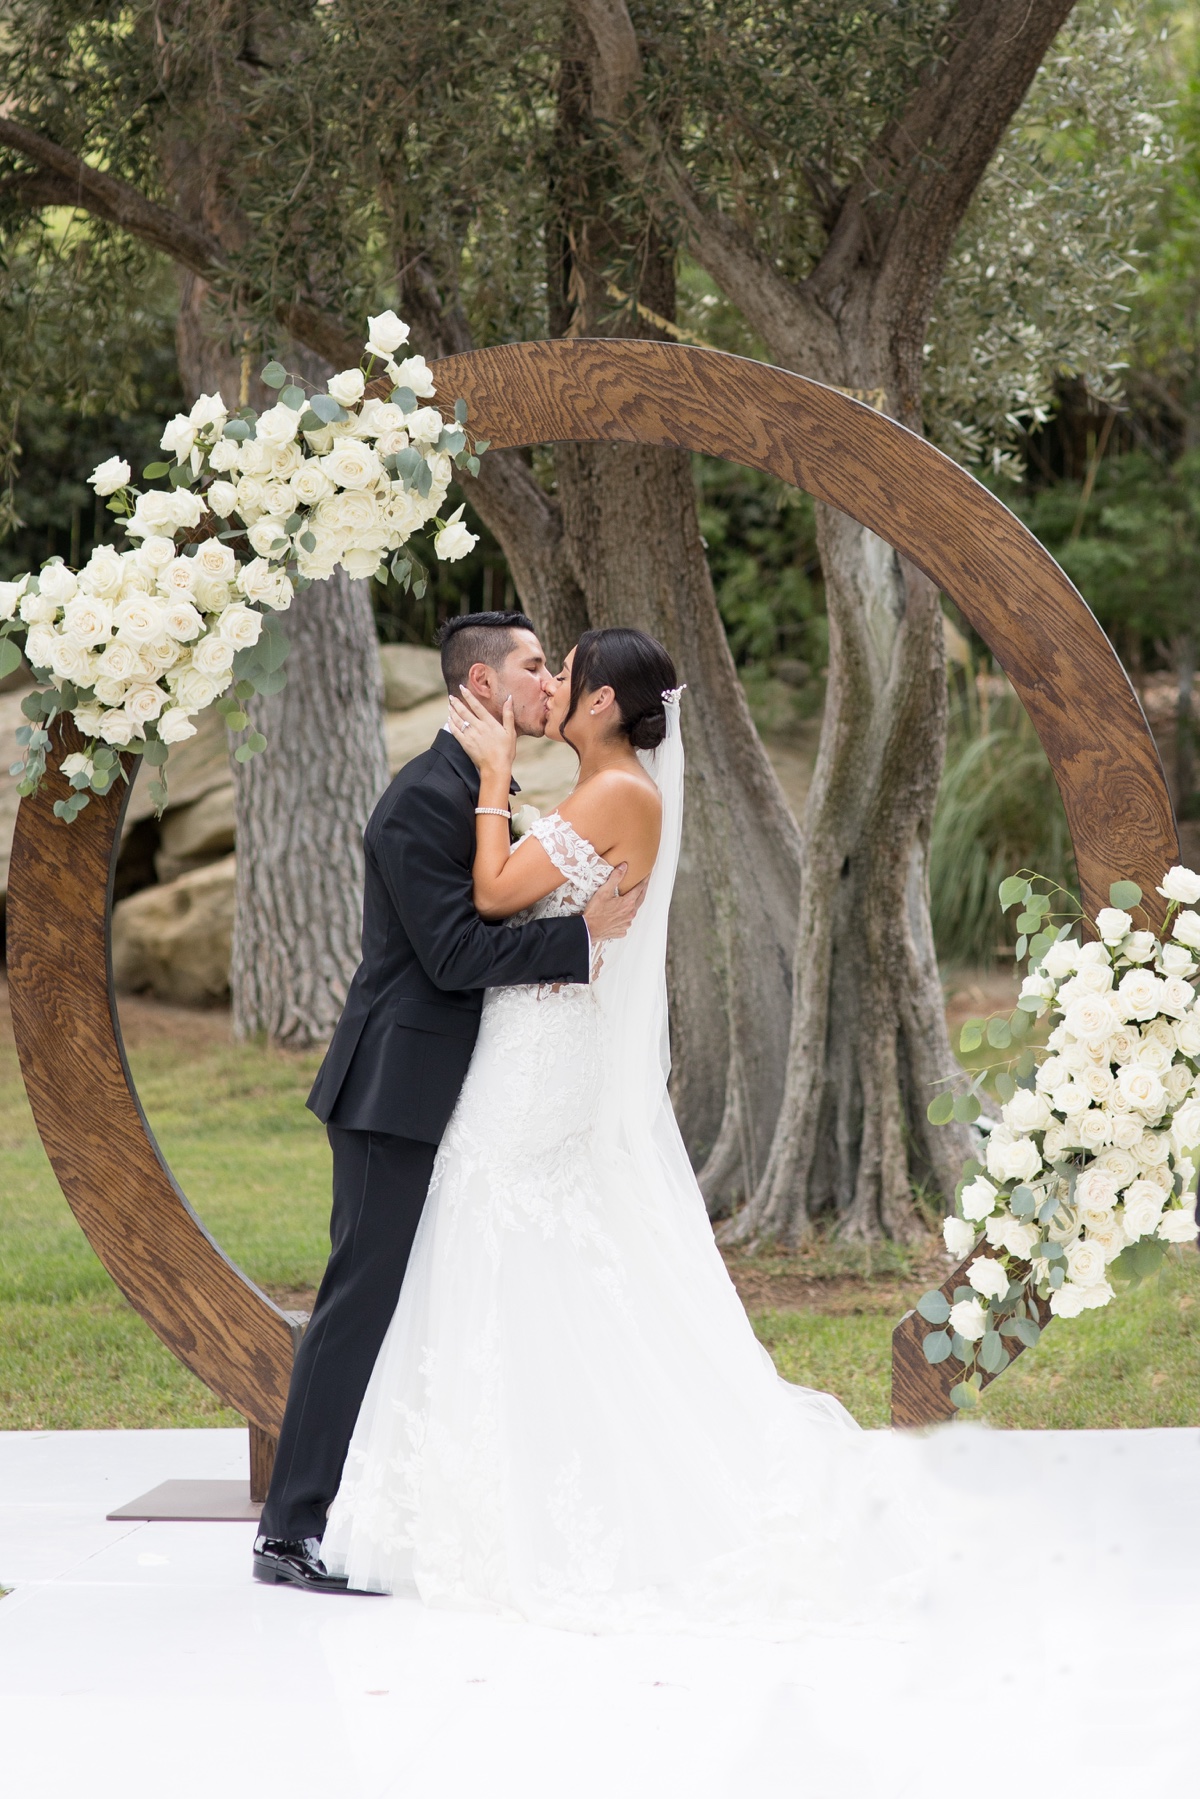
[323,696,927,1632]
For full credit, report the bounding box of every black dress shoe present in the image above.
[252,1535,354,1593]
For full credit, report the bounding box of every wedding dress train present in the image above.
[323,699,928,1631]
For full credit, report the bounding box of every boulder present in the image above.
[111,854,235,1005]
[379,643,444,712]
[155,783,236,884]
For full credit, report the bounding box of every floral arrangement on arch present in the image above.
[0,311,482,818]
[922,865,1200,1410]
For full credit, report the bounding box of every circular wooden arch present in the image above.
[7,338,1178,1449]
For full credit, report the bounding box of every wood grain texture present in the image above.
[6,718,301,1434]
[891,1260,1054,1427]
[7,338,1177,1436]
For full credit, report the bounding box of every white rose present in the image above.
[1041,1123,1070,1161]
[114,596,168,645]
[248,518,289,558]
[383,488,425,537]
[968,1255,1010,1301]
[1122,1182,1167,1239]
[436,518,478,562]
[160,558,198,597]
[357,398,405,437]
[984,1213,1040,1259]
[389,353,436,398]
[1075,1169,1122,1215]
[157,706,198,744]
[1170,1098,1200,1156]
[257,572,293,612]
[170,665,224,711]
[288,463,334,507]
[1161,943,1194,977]
[36,562,78,607]
[1159,866,1200,906]
[59,750,96,782]
[1121,931,1156,965]
[123,684,166,726]
[165,490,205,530]
[316,489,381,537]
[1001,1088,1052,1134]
[960,1174,999,1222]
[1049,1283,1090,1319]
[302,424,335,455]
[46,634,95,684]
[268,442,302,480]
[1117,969,1166,1022]
[366,310,410,356]
[206,479,240,519]
[1095,907,1133,945]
[1063,994,1121,1044]
[948,1296,987,1342]
[192,575,233,614]
[190,632,235,678]
[1159,976,1194,1019]
[986,1131,1042,1184]
[1079,1064,1115,1106]
[1076,1108,1112,1152]
[236,558,285,604]
[375,429,410,459]
[255,481,292,520]
[1110,1112,1145,1150]
[404,406,443,446]
[208,437,240,473]
[1091,1149,1137,1189]
[1173,911,1200,951]
[216,604,263,650]
[88,455,131,496]
[340,544,385,580]
[141,636,182,674]
[97,708,139,745]
[1173,1011,1200,1058]
[327,367,366,408]
[1135,1129,1171,1168]
[1133,1031,1175,1073]
[1078,941,1112,967]
[0,577,26,620]
[1162,1063,1192,1104]
[321,438,382,490]
[162,601,204,643]
[23,621,56,669]
[190,540,235,583]
[1035,1056,1071,1094]
[75,545,125,601]
[235,475,269,520]
[1055,1081,1090,1118]
[236,439,273,478]
[161,413,197,461]
[61,595,113,647]
[943,1215,977,1258]
[1106,1026,1140,1065]
[188,391,228,434]
[134,536,176,576]
[254,403,301,449]
[95,640,139,683]
[71,702,106,736]
[1064,1238,1109,1287]
[1116,1063,1167,1118]
[1040,938,1080,980]
[1159,1204,1198,1242]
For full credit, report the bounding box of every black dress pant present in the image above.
[259,1125,438,1542]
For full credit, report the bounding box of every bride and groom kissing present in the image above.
[253,610,895,1633]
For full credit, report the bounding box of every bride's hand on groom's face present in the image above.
[448,687,517,775]
[583,864,649,942]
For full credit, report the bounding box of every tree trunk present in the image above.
[174,275,388,1047]
[554,438,801,1192]
[727,506,974,1243]
[1173,629,1195,818]
[231,568,388,1045]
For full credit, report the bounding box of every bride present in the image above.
[322,626,920,1631]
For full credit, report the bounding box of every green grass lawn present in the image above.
[2,994,1198,1431]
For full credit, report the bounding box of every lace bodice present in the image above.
[510,812,613,920]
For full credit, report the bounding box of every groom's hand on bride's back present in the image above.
[583,864,649,942]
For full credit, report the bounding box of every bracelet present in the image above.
[475,806,512,818]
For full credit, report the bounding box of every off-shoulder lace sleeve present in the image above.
[522,813,612,899]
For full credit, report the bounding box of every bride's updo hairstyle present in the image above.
[563,627,678,752]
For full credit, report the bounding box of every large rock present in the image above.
[155,784,236,884]
[111,854,235,1005]
[379,643,444,712]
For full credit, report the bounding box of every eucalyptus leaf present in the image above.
[223,419,253,442]
[391,385,417,413]
[0,638,22,679]
[916,1290,952,1325]
[953,1093,981,1124]
[307,393,346,424]
[950,1380,979,1410]
[999,875,1031,911]
[261,361,288,388]
[994,1071,1017,1104]
[927,1092,955,1126]
[280,385,307,410]
[1109,879,1143,909]
[959,1021,983,1053]
[986,1017,1012,1049]
[1009,1006,1032,1040]
[142,461,170,480]
[1014,934,1028,961]
[1010,1185,1036,1218]
[922,1330,953,1364]
[454,398,469,424]
[141,740,168,766]
[979,1331,1009,1374]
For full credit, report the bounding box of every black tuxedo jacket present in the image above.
[307,729,590,1142]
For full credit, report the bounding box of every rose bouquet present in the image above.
[0,311,482,819]
[922,865,1200,1409]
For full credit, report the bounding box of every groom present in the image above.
[254,611,643,1590]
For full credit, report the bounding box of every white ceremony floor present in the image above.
[1,1425,1198,1799]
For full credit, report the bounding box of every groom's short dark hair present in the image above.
[438,611,538,692]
